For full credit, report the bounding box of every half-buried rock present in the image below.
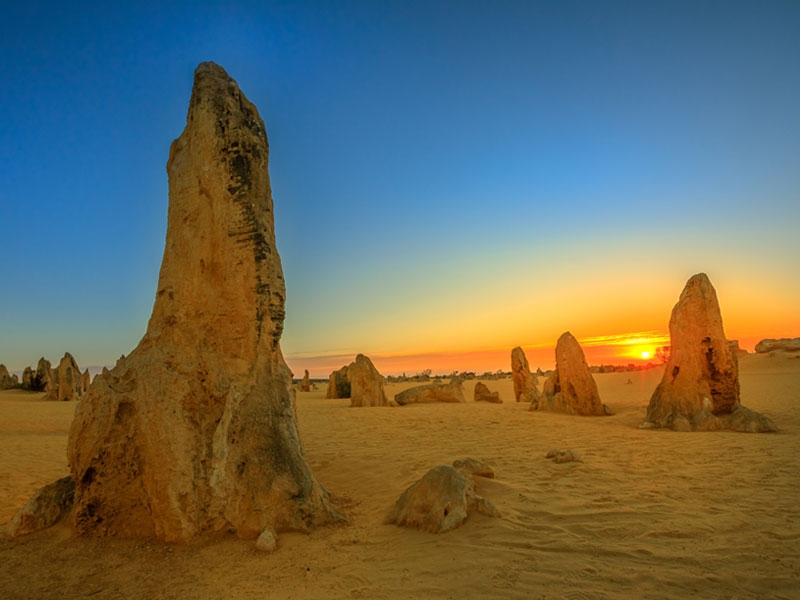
[642,273,776,432]
[9,62,342,544]
[387,459,499,533]
[532,332,612,416]
[394,378,466,405]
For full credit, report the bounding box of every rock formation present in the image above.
[4,477,75,537]
[394,379,466,405]
[545,448,582,464]
[298,369,311,392]
[348,354,391,407]
[44,353,85,402]
[473,381,501,403]
[8,63,342,544]
[0,364,17,389]
[511,346,539,402]
[81,369,92,393]
[755,338,800,354]
[642,273,776,432]
[326,365,350,399]
[386,459,499,533]
[532,332,611,416]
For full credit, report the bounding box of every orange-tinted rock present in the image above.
[755,338,800,354]
[386,461,499,533]
[44,353,84,402]
[348,354,391,407]
[394,379,465,405]
[58,62,341,543]
[298,369,311,392]
[643,273,776,432]
[326,365,350,399]
[532,332,610,416]
[4,476,75,537]
[0,364,16,389]
[511,346,539,402]
[473,381,501,403]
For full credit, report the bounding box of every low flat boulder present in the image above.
[395,379,465,405]
[755,338,800,354]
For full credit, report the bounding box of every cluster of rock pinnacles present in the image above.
[6,63,776,548]
[1,354,91,401]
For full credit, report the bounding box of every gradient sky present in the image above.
[1,1,798,377]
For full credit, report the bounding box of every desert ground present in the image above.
[1,352,798,599]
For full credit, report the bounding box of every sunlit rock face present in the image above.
[474,381,502,403]
[642,273,776,433]
[532,332,611,416]
[326,365,350,399]
[348,354,391,407]
[44,353,85,402]
[511,346,539,403]
[66,62,341,542]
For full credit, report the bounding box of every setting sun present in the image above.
[641,350,652,360]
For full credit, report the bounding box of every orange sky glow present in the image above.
[285,330,682,378]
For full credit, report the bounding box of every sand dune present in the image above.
[1,353,798,599]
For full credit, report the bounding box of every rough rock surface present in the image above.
[532,332,611,416]
[38,62,343,544]
[326,365,350,399]
[755,338,800,354]
[386,461,499,533]
[642,273,776,432]
[348,354,391,407]
[394,379,466,405]
[473,381,502,403]
[4,476,75,537]
[511,346,540,402]
[452,458,495,479]
[0,364,17,389]
[298,369,311,392]
[81,369,92,393]
[545,448,582,464]
[44,353,85,402]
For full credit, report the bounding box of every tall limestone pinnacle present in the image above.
[642,273,776,432]
[64,62,342,543]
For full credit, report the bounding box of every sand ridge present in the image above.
[1,353,799,599]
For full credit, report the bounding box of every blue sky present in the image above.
[1,1,798,375]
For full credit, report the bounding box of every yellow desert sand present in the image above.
[1,352,798,599]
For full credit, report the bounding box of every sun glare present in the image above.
[640,350,652,360]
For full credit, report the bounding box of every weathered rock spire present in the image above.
[642,273,776,432]
[63,62,341,543]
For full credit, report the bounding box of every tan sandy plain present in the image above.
[1,353,799,599]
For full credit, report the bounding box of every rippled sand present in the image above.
[1,353,798,599]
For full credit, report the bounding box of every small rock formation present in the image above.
[394,379,465,405]
[326,365,350,399]
[642,273,777,432]
[4,476,75,537]
[386,459,499,533]
[298,369,311,392]
[348,354,391,407]
[0,364,17,389]
[473,381,502,403]
[452,458,495,479]
[81,369,91,393]
[755,338,800,354]
[511,346,540,402]
[545,448,582,464]
[8,63,342,543]
[532,332,611,416]
[44,353,85,402]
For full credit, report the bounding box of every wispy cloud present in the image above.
[578,331,669,347]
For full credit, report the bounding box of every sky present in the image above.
[1,1,798,377]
